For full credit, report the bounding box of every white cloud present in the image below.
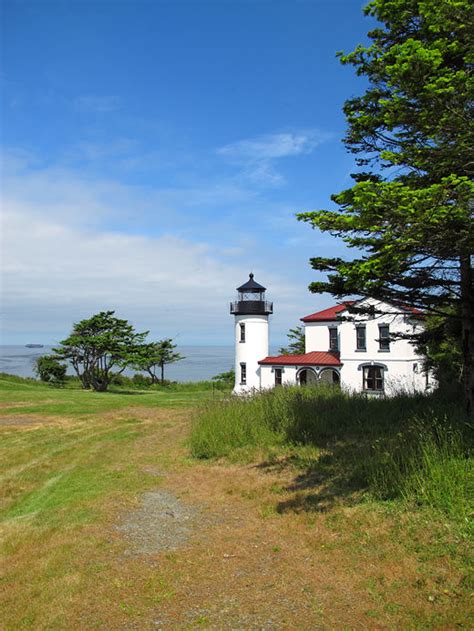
[1,154,317,344]
[218,131,325,161]
[217,130,331,186]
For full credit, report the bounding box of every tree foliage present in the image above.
[417,308,463,386]
[212,369,235,386]
[54,311,148,392]
[131,339,184,384]
[35,355,67,386]
[297,0,473,411]
[279,326,306,355]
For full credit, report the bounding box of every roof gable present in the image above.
[301,299,422,323]
[300,301,355,323]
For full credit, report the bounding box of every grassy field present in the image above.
[1,374,472,629]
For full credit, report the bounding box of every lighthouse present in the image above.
[230,273,273,394]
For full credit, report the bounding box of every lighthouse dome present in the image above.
[230,273,273,316]
[236,273,266,293]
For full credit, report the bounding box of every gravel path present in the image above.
[116,490,200,555]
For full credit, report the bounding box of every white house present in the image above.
[231,274,434,395]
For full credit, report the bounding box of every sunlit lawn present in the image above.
[0,375,471,630]
[0,374,223,417]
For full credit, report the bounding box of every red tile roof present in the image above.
[259,351,342,366]
[300,301,355,322]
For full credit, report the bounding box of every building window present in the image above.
[239,323,246,343]
[356,326,366,351]
[378,325,390,351]
[274,368,282,386]
[363,365,384,392]
[240,362,246,385]
[329,327,338,351]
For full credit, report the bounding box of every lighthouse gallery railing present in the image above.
[230,300,273,315]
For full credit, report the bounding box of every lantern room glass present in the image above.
[238,290,265,302]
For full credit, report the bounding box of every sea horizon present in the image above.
[0,344,279,382]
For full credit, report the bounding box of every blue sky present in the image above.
[1,0,373,345]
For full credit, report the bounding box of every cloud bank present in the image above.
[1,151,315,344]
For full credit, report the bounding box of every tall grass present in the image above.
[367,418,472,525]
[190,385,472,527]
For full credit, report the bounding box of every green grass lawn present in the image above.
[1,375,204,628]
[1,375,472,630]
[0,373,224,417]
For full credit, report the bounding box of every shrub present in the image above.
[35,355,67,386]
[212,369,235,387]
[109,373,126,386]
[132,373,152,388]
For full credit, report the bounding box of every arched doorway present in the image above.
[297,368,318,386]
[319,368,340,386]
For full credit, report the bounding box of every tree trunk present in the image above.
[161,362,165,384]
[460,254,473,416]
[146,369,157,384]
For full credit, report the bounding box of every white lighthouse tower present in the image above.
[230,273,273,394]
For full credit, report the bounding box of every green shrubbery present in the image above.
[28,371,233,393]
[34,355,67,386]
[106,374,232,392]
[190,386,472,529]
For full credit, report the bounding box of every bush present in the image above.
[109,373,126,386]
[132,373,152,387]
[35,355,67,386]
[212,369,235,387]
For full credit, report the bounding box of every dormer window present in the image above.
[356,325,366,351]
[329,327,338,351]
[378,325,390,351]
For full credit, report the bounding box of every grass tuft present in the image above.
[190,385,472,529]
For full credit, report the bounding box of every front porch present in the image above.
[258,351,342,389]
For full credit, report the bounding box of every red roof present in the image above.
[401,304,423,316]
[301,301,355,322]
[301,300,421,322]
[259,351,342,366]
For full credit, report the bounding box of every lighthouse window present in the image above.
[240,362,247,385]
[239,323,246,343]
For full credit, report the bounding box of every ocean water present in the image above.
[0,345,237,382]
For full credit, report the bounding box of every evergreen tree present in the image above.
[132,339,184,384]
[279,326,306,355]
[298,0,473,411]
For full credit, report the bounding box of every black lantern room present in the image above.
[230,273,273,315]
